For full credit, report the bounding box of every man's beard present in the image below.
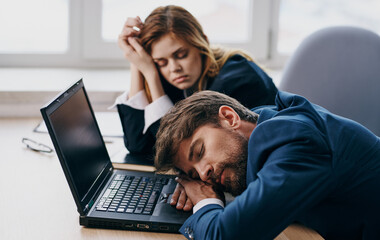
[211,130,248,197]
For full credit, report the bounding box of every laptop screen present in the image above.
[49,87,110,202]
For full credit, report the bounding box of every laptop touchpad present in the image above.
[152,202,191,220]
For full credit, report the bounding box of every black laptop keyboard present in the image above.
[96,174,170,215]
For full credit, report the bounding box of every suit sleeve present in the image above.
[180,120,334,240]
[116,92,173,154]
[117,104,157,154]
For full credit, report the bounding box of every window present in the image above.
[1,0,380,68]
[270,0,380,65]
[84,0,267,61]
[0,0,68,53]
[0,0,270,67]
[0,0,83,67]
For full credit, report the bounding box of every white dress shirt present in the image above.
[193,198,225,213]
[110,90,173,133]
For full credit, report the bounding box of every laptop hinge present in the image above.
[84,199,95,212]
[83,166,114,214]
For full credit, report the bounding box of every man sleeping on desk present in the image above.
[154,90,380,240]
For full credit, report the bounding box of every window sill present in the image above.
[0,68,130,117]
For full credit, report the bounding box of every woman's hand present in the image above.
[118,17,156,75]
[118,16,143,54]
[125,37,157,75]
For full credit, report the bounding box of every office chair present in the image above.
[279,26,380,136]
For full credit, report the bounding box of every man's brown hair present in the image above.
[155,90,258,172]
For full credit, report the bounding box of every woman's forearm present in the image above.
[143,69,165,101]
[129,64,144,98]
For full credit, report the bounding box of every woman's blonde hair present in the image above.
[140,5,253,100]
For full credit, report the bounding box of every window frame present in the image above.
[266,0,289,68]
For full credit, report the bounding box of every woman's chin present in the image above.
[172,82,192,90]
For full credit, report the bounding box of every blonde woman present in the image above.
[116,5,278,153]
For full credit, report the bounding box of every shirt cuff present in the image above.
[108,90,149,110]
[193,198,225,214]
[143,95,173,134]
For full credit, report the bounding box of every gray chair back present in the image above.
[280,26,380,136]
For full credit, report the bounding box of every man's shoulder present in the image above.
[253,91,327,128]
[254,114,318,139]
[249,103,326,157]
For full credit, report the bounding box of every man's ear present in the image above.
[218,106,241,130]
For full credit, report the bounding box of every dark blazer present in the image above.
[180,91,380,240]
[117,55,278,153]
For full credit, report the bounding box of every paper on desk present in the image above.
[34,112,123,138]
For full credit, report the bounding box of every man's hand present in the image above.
[170,183,194,211]
[175,175,225,206]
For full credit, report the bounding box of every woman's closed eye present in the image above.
[154,59,167,67]
[175,49,188,59]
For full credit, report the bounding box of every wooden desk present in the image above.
[0,117,323,240]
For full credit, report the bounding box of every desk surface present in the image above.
[0,117,323,240]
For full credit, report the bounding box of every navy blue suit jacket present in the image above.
[180,91,380,240]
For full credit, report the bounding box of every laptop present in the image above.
[40,79,191,233]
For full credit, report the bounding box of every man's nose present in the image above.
[195,163,213,182]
